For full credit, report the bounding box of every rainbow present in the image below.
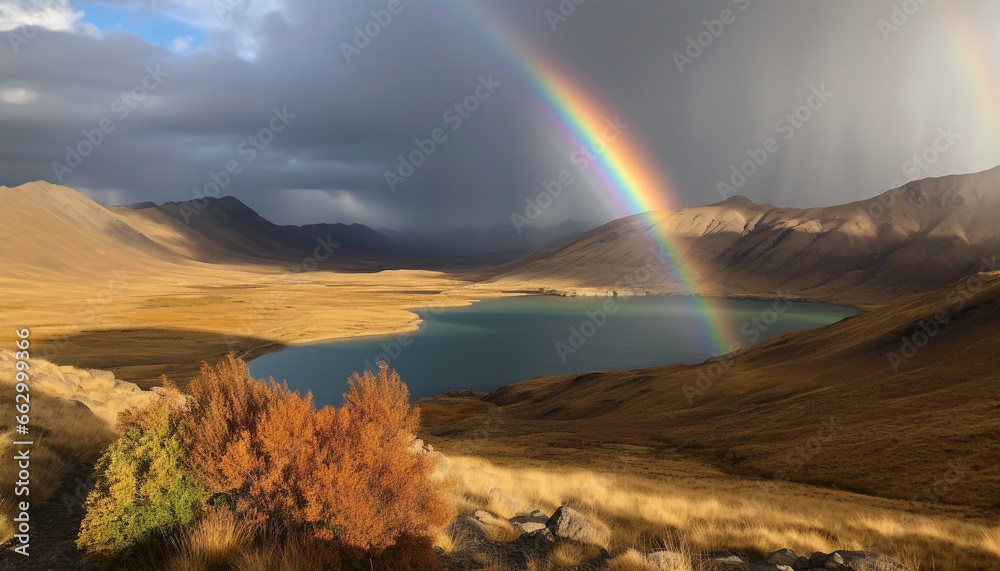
[944,9,1000,166]
[451,3,737,356]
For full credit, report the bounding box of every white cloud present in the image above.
[169,34,194,53]
[0,87,37,105]
[0,0,85,32]
[175,0,286,61]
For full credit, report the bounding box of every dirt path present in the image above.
[0,465,95,570]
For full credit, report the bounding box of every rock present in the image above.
[824,552,845,570]
[516,521,546,533]
[445,510,510,543]
[767,549,799,566]
[511,528,556,560]
[510,509,549,525]
[445,515,487,542]
[510,509,548,534]
[470,509,507,527]
[545,506,604,545]
[704,554,749,570]
[647,550,687,569]
[809,552,829,568]
[831,551,910,571]
[749,565,793,571]
[792,556,813,570]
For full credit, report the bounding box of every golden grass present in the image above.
[439,455,1000,571]
[167,509,252,568]
[604,549,662,571]
[156,509,341,571]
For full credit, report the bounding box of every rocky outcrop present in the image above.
[438,502,912,571]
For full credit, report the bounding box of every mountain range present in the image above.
[3,166,999,305]
[481,166,1000,305]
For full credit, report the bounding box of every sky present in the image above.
[0,0,998,231]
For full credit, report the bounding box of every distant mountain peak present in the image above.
[719,194,757,208]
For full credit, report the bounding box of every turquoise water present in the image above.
[248,296,858,404]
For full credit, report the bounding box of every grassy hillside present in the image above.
[479,167,1000,306]
[0,350,155,545]
[421,270,1000,512]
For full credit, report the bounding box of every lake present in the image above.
[248,296,859,404]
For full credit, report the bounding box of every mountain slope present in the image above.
[114,197,324,262]
[482,166,1000,305]
[381,220,595,256]
[0,182,184,280]
[421,268,1000,511]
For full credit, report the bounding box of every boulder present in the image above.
[792,556,812,570]
[510,509,549,533]
[545,506,605,545]
[511,528,556,560]
[704,554,749,570]
[831,551,910,571]
[824,552,846,570]
[445,515,488,542]
[647,550,687,569]
[809,552,830,568]
[516,521,547,533]
[510,509,548,524]
[767,549,799,566]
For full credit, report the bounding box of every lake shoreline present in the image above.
[248,295,862,404]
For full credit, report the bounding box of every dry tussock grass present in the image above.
[0,350,144,544]
[440,455,1000,571]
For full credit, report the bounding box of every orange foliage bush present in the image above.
[182,356,312,526]
[180,355,452,558]
[300,363,454,553]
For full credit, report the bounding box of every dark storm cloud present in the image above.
[0,0,997,230]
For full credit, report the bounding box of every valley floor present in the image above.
[0,264,521,388]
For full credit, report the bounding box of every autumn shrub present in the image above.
[297,363,454,555]
[180,355,313,526]
[77,389,205,562]
[180,356,452,562]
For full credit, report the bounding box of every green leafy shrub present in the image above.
[77,399,205,562]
